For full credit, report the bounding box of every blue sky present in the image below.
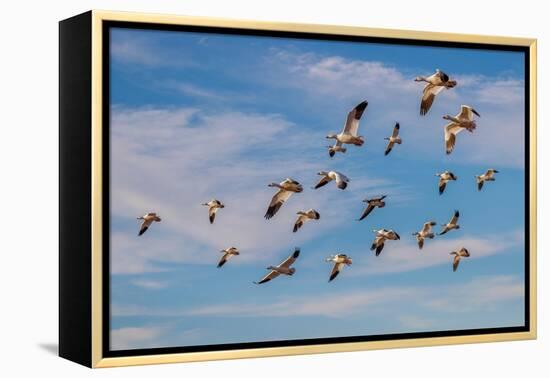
[108,27,526,350]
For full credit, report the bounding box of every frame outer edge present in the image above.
[59,11,93,368]
[91,10,104,368]
[92,9,536,46]
[89,9,538,368]
[529,39,537,338]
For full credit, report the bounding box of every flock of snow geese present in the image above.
[136,69,500,284]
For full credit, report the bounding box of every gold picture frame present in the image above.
[59,10,537,368]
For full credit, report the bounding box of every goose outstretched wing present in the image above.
[334,172,349,190]
[255,270,280,284]
[358,204,375,221]
[278,248,301,268]
[343,101,368,136]
[329,262,344,282]
[138,219,153,236]
[445,123,465,154]
[314,175,332,189]
[265,190,293,219]
[459,105,480,121]
[420,84,444,115]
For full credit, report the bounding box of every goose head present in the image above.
[446,80,457,88]
[317,171,329,176]
[326,133,338,139]
[414,76,427,82]
[268,182,283,189]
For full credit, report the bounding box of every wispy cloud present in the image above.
[130,279,170,290]
[425,275,524,313]
[456,75,524,105]
[110,105,399,274]
[110,326,167,350]
[162,81,223,100]
[111,33,198,68]
[351,229,524,276]
[261,49,525,168]
[113,275,523,320]
[266,48,418,102]
[111,37,163,66]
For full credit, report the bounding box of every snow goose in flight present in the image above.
[443,105,481,154]
[384,123,402,156]
[254,248,300,284]
[357,195,386,221]
[415,69,457,115]
[325,254,353,282]
[326,101,368,157]
[202,199,225,224]
[370,229,400,256]
[412,221,437,249]
[314,171,349,190]
[293,209,320,233]
[439,210,460,235]
[435,171,457,195]
[137,212,161,236]
[476,169,499,191]
[264,178,303,219]
[217,247,240,268]
[450,247,470,272]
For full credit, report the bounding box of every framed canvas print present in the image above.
[59,10,537,368]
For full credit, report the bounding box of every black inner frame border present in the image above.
[101,20,531,358]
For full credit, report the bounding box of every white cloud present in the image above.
[110,106,398,274]
[112,275,523,320]
[425,275,524,313]
[110,326,166,350]
[456,75,524,105]
[350,229,524,276]
[130,279,169,290]
[161,81,224,100]
[268,49,418,99]
[110,324,206,350]
[110,33,198,69]
[111,37,162,66]
[263,49,526,168]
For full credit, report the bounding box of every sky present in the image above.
[108,27,526,351]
